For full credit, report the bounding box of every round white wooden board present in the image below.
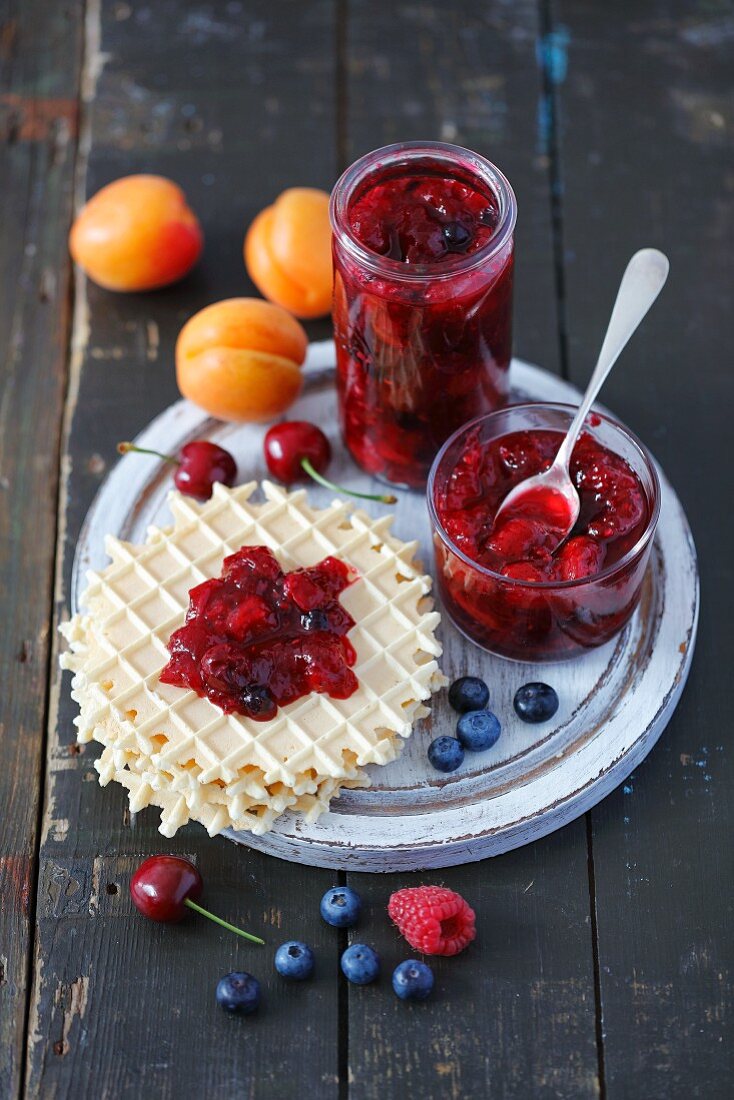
[71,343,699,871]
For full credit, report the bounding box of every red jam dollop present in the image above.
[348,173,499,264]
[333,160,514,489]
[160,546,358,720]
[437,428,650,581]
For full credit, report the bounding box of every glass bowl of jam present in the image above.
[427,403,661,661]
[330,141,516,490]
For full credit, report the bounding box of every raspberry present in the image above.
[387,886,476,956]
[225,595,275,638]
[554,536,605,582]
[485,517,555,566]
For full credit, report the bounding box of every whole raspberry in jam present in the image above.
[554,535,606,581]
[388,885,476,956]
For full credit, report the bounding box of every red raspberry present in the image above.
[387,886,476,956]
[554,535,605,582]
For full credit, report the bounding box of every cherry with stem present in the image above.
[182,898,265,944]
[118,440,237,501]
[130,855,265,945]
[264,421,397,505]
[301,457,396,504]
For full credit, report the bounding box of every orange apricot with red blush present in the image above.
[69,175,203,292]
[176,298,307,423]
[244,187,332,318]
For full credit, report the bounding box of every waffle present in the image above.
[61,481,446,836]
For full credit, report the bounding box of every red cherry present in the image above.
[129,855,265,942]
[174,441,237,499]
[130,855,203,923]
[263,421,397,505]
[554,535,606,581]
[117,440,237,501]
[264,421,331,484]
[485,517,555,565]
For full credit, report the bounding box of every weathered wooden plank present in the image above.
[28,3,341,1098]
[0,2,83,1096]
[343,0,561,379]
[550,2,733,1096]
[347,831,600,1100]
[342,3,599,1096]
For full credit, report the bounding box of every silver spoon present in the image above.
[492,248,669,543]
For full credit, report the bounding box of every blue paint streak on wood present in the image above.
[536,25,570,153]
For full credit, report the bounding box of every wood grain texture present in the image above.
[347,829,599,1100]
[342,2,599,1095]
[549,1,733,1096]
[11,0,727,1097]
[27,3,341,1098]
[0,2,82,1096]
[343,0,561,379]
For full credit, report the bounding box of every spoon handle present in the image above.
[555,248,669,469]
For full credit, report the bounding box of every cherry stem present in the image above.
[301,458,397,505]
[117,441,179,466]
[183,898,265,944]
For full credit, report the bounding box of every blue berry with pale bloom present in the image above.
[448,676,490,713]
[341,943,380,985]
[457,710,501,752]
[428,736,464,773]
[392,959,434,1001]
[216,971,260,1015]
[320,885,361,928]
[274,941,315,980]
[514,682,559,723]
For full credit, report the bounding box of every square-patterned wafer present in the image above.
[61,482,445,835]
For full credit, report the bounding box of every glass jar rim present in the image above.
[426,402,662,590]
[329,140,517,281]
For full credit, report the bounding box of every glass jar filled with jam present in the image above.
[330,141,517,489]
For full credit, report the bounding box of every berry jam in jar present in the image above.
[428,404,661,662]
[330,142,516,489]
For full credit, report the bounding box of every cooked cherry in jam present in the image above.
[160,546,358,719]
[431,420,657,661]
[332,146,515,489]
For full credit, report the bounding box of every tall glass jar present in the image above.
[330,141,517,489]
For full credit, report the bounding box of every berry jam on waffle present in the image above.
[161,546,358,720]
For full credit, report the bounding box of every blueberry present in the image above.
[442,221,472,252]
[274,941,315,980]
[216,971,261,1015]
[392,959,434,1002]
[301,609,329,632]
[479,205,499,229]
[457,709,501,752]
[428,736,464,773]
[320,885,362,928]
[514,682,559,723]
[448,676,490,714]
[241,684,276,718]
[340,943,380,985]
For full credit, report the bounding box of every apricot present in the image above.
[244,187,332,318]
[69,175,203,292]
[176,298,307,422]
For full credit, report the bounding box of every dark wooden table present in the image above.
[1,2,731,1097]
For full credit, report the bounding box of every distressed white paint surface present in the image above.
[71,345,699,871]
